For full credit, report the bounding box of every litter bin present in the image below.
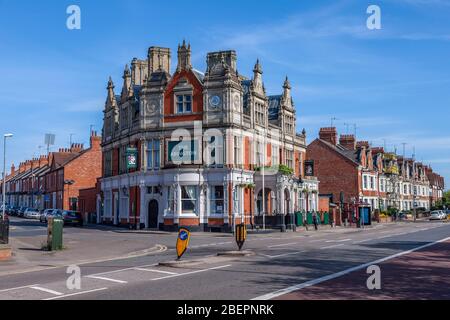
[47,217,63,251]
[306,212,313,225]
[323,212,330,225]
[295,212,303,227]
[0,219,9,244]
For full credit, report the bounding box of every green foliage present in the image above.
[278,164,294,175]
[387,206,398,216]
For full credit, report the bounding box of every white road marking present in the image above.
[30,286,63,296]
[0,284,40,293]
[43,287,108,300]
[353,239,374,244]
[151,265,231,281]
[268,242,298,248]
[260,251,303,259]
[325,239,351,243]
[320,244,345,250]
[133,268,178,275]
[253,236,450,300]
[86,263,158,277]
[86,276,128,284]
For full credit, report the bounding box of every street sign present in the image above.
[176,227,191,260]
[126,147,138,170]
[235,223,247,251]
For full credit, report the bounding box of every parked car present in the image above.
[61,210,83,227]
[429,210,446,221]
[40,209,56,223]
[17,207,28,218]
[24,208,41,220]
[7,206,18,216]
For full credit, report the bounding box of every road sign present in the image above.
[235,223,247,251]
[176,227,191,260]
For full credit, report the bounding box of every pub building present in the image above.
[99,42,319,231]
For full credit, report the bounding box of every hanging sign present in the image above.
[126,147,138,169]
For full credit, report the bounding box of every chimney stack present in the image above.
[357,141,370,149]
[339,134,356,150]
[148,47,171,74]
[319,127,338,146]
[90,131,101,150]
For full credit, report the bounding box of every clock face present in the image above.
[209,95,221,109]
[146,99,158,115]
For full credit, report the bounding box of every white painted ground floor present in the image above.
[99,168,320,231]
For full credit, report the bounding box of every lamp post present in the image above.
[2,134,13,222]
[64,179,75,210]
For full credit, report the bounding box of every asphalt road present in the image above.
[1,219,449,300]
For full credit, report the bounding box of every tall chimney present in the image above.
[319,127,338,146]
[148,47,171,74]
[339,134,356,150]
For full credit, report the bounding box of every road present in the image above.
[0,218,449,300]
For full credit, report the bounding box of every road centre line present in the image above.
[268,242,298,248]
[253,236,450,300]
[86,263,158,278]
[259,251,304,259]
[86,275,128,284]
[30,286,63,296]
[133,268,178,275]
[150,265,232,281]
[325,238,351,243]
[320,244,345,250]
[43,288,108,300]
[353,239,374,244]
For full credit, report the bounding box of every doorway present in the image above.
[148,200,159,229]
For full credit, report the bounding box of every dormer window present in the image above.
[176,94,192,114]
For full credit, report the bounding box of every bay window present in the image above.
[181,186,197,214]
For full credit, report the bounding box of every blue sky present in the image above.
[0,0,449,187]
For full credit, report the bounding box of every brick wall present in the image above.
[307,139,359,204]
[62,135,102,210]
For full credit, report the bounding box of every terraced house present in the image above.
[100,42,319,231]
[1,133,102,211]
[307,127,444,216]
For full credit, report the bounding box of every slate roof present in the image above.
[268,95,281,120]
[52,153,79,169]
[192,69,205,83]
[319,139,361,166]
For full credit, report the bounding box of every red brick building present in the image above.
[2,132,102,213]
[44,132,102,210]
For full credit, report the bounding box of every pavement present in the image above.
[0,217,449,300]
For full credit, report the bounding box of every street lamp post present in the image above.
[2,134,13,222]
[64,179,75,210]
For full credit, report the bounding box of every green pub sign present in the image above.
[126,147,138,169]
